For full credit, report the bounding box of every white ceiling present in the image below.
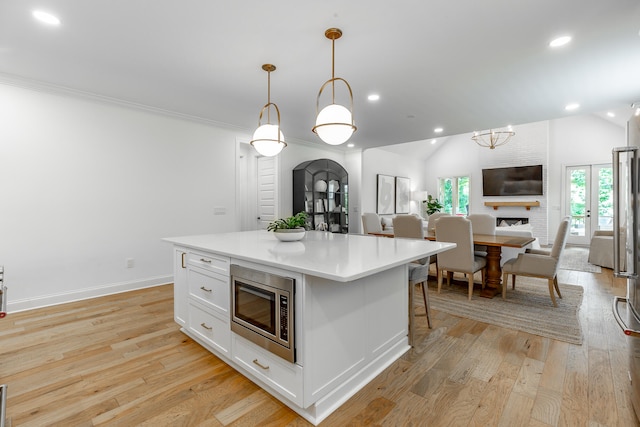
[1,1,639,153]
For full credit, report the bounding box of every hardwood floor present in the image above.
[1,266,638,426]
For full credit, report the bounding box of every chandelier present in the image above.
[312,28,357,145]
[471,126,515,149]
[250,64,287,157]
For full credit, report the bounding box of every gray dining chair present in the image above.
[426,212,450,235]
[467,213,496,257]
[501,217,571,307]
[435,216,487,300]
[392,214,432,346]
[361,212,383,234]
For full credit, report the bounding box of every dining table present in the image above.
[368,231,535,298]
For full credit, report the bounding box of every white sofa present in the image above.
[380,214,428,233]
[495,223,540,266]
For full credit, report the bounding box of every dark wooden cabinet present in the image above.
[293,159,348,233]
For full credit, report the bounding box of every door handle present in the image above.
[613,296,640,337]
[613,146,638,278]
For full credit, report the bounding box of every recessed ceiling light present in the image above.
[347,143,355,148]
[549,35,571,48]
[367,94,380,101]
[33,10,60,26]
[434,127,443,133]
[565,103,580,111]
[607,112,616,118]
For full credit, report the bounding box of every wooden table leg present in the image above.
[479,246,502,298]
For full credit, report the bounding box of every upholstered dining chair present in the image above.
[426,212,450,235]
[467,213,496,257]
[501,217,571,307]
[361,212,383,234]
[392,214,432,346]
[435,216,486,300]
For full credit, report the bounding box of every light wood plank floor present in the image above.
[1,266,638,426]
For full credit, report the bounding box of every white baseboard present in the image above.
[7,275,173,313]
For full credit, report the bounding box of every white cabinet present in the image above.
[232,334,303,406]
[188,300,230,356]
[170,244,410,426]
[173,247,188,327]
[183,250,231,359]
[187,266,229,316]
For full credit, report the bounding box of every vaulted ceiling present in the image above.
[1,1,639,152]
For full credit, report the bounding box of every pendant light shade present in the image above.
[252,124,285,156]
[315,104,354,145]
[250,64,286,157]
[312,28,356,145]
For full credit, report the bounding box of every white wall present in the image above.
[1,84,241,311]
[423,122,549,244]
[1,83,356,312]
[417,116,625,244]
[360,148,427,232]
[547,114,625,235]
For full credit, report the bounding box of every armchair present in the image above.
[588,228,626,269]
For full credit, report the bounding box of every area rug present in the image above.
[427,278,584,345]
[559,246,602,273]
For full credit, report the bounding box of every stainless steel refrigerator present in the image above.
[613,108,640,421]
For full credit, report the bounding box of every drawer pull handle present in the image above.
[253,359,270,370]
[200,286,212,293]
[200,322,212,330]
[200,258,212,264]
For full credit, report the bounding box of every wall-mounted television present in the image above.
[482,165,543,196]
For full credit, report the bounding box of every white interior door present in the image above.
[565,163,613,245]
[257,155,279,230]
[237,143,259,231]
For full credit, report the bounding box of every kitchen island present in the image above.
[164,230,454,425]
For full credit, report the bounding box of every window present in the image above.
[438,176,470,215]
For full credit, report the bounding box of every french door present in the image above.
[565,164,613,245]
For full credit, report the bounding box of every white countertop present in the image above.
[164,230,455,282]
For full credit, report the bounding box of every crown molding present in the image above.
[0,71,245,129]
[0,72,359,152]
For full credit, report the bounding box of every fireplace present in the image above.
[496,217,529,226]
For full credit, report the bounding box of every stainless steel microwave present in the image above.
[230,264,295,363]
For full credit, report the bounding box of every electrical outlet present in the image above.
[126,258,135,268]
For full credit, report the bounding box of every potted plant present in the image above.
[267,211,309,241]
[423,195,444,216]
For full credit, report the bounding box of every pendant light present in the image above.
[312,28,357,145]
[250,64,286,157]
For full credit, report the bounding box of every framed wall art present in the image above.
[376,174,395,214]
[395,176,411,214]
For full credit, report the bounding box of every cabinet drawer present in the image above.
[188,267,229,315]
[232,334,303,406]
[188,302,230,356]
[187,251,229,275]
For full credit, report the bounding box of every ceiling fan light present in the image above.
[314,104,354,145]
[251,124,285,157]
